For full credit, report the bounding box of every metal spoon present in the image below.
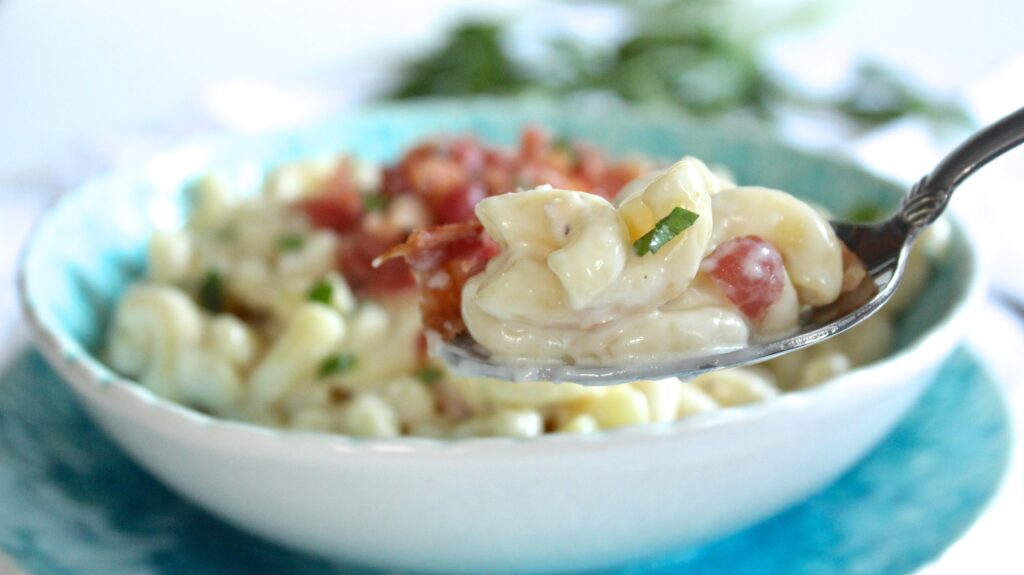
[434,106,1024,384]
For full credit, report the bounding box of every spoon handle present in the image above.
[901,106,1024,233]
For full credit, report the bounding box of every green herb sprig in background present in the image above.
[386,0,970,133]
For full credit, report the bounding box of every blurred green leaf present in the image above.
[385,1,971,132]
[834,61,973,130]
[389,22,529,98]
[848,202,888,222]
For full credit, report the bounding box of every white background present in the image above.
[3,0,1024,180]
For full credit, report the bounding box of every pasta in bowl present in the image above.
[18,101,979,573]
[106,128,901,438]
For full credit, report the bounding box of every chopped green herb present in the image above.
[278,233,305,251]
[198,270,226,313]
[361,193,390,212]
[849,203,887,223]
[319,353,357,378]
[415,366,444,385]
[633,207,700,256]
[307,279,334,305]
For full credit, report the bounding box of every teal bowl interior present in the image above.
[20,99,976,388]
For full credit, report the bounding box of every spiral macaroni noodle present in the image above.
[104,135,945,438]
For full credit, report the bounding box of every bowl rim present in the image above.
[15,98,986,455]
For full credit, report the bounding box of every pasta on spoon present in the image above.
[380,156,866,371]
[102,127,914,436]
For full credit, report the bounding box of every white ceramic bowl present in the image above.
[18,101,982,574]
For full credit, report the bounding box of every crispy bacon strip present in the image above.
[294,160,363,233]
[376,221,499,340]
[299,130,872,347]
[297,129,647,302]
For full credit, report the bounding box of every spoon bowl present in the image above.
[437,106,1024,384]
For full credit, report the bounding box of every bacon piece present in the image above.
[519,126,551,163]
[382,142,487,225]
[336,230,415,294]
[407,155,468,202]
[377,221,499,340]
[294,161,363,233]
[701,235,786,323]
[296,129,650,302]
[448,137,487,173]
[431,182,486,225]
[592,161,649,201]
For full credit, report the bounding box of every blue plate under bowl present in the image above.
[0,347,1010,574]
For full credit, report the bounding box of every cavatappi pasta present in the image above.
[105,130,947,438]
[459,158,849,363]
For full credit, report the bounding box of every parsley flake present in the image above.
[361,193,390,213]
[278,233,305,251]
[198,270,226,313]
[319,354,357,378]
[633,207,700,256]
[307,279,334,305]
[849,203,887,223]
[415,366,444,385]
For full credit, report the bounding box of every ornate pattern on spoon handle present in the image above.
[900,106,1024,237]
